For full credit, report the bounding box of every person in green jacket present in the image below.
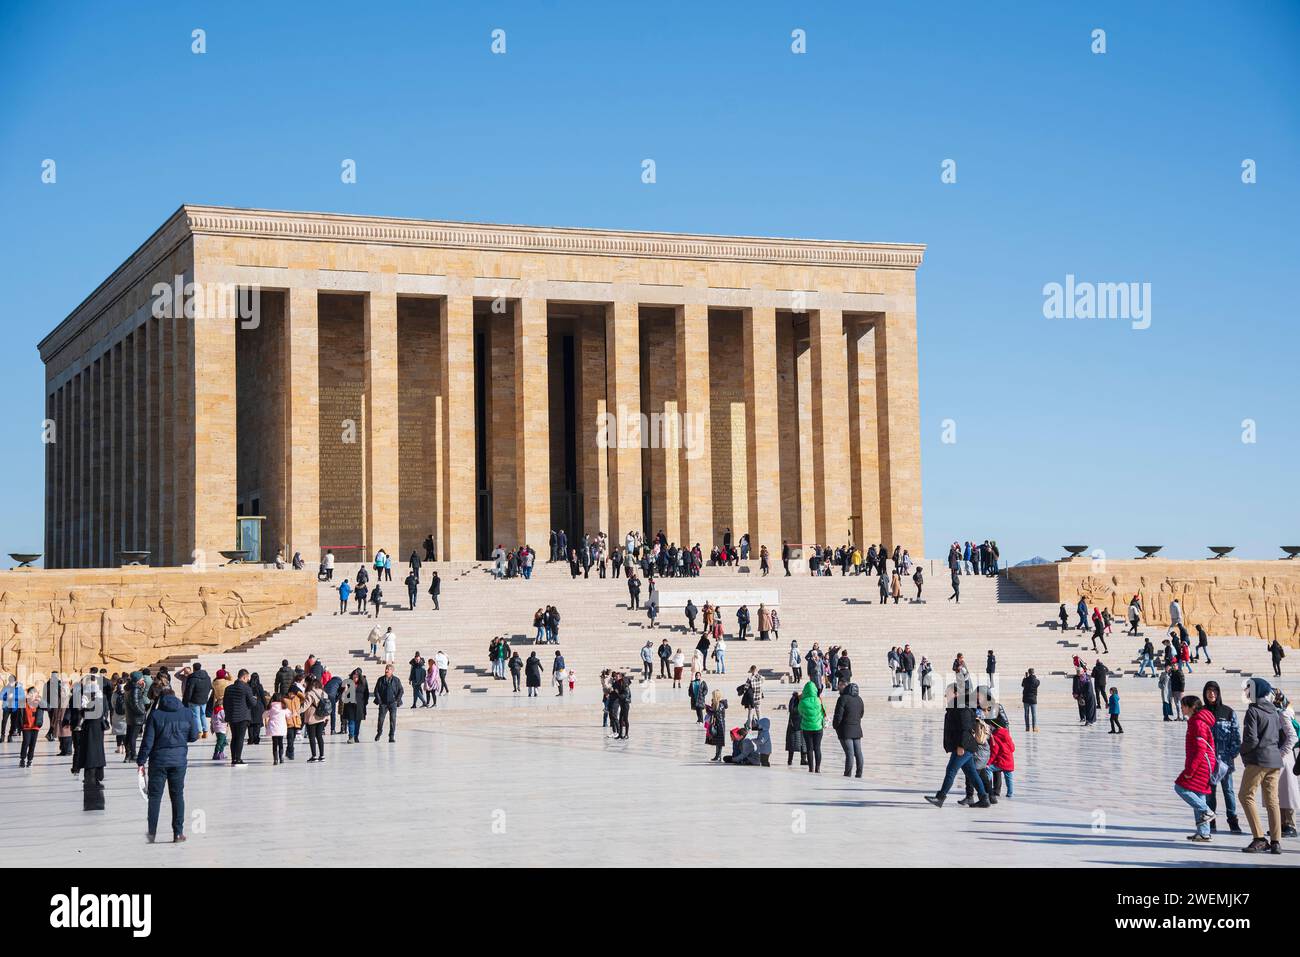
[798,681,826,773]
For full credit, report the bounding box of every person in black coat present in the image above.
[373,665,403,741]
[785,691,806,765]
[71,709,107,811]
[182,663,212,738]
[136,687,198,842]
[524,653,543,697]
[247,673,268,744]
[926,684,989,807]
[274,660,295,697]
[428,571,442,611]
[221,670,258,766]
[832,682,865,777]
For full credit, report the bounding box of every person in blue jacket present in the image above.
[1107,687,1123,734]
[136,685,198,844]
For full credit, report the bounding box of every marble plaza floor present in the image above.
[2,687,1295,868]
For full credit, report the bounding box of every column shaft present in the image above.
[675,303,712,548]
[364,290,400,559]
[514,298,550,548]
[875,310,924,556]
[285,288,321,562]
[190,299,235,566]
[743,305,782,555]
[605,301,642,541]
[810,307,851,545]
[440,295,476,559]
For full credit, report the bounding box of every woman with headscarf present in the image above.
[1272,690,1300,837]
[247,672,268,745]
[785,689,806,766]
[705,690,727,762]
[798,681,826,774]
[890,570,902,604]
[70,706,107,810]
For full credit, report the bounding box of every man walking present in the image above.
[182,661,211,739]
[136,684,198,843]
[222,669,257,766]
[373,664,403,742]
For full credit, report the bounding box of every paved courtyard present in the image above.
[4,687,1293,868]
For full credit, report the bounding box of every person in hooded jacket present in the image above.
[1201,681,1243,834]
[136,686,198,843]
[797,681,826,774]
[753,716,772,767]
[705,690,728,761]
[1238,677,1285,853]
[1173,695,1217,842]
[832,682,865,778]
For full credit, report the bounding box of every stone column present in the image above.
[795,329,816,546]
[675,302,712,548]
[490,310,518,548]
[605,301,642,541]
[515,298,550,549]
[91,358,103,566]
[440,294,476,560]
[157,315,174,565]
[120,337,133,557]
[144,320,157,565]
[364,290,400,560]
[875,309,923,557]
[577,314,610,539]
[190,291,237,567]
[108,342,120,564]
[44,389,54,566]
[743,304,782,555]
[847,316,882,547]
[285,288,321,563]
[173,309,194,563]
[809,307,851,545]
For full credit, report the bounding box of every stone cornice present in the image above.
[39,204,924,363]
[182,205,926,270]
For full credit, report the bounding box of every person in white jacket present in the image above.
[382,627,396,664]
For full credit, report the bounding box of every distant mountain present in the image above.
[1014,556,1050,567]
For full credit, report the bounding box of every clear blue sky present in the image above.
[2,1,1297,565]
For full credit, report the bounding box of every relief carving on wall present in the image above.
[1074,573,1300,644]
[0,574,313,682]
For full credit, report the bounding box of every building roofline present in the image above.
[39,204,925,360]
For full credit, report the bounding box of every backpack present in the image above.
[112,690,126,716]
[314,693,332,721]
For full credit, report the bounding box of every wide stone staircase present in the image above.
[194,559,1291,708]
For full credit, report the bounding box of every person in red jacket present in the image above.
[988,725,1015,798]
[1174,695,1217,842]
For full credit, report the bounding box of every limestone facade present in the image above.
[1009,559,1300,647]
[0,567,316,686]
[39,205,926,565]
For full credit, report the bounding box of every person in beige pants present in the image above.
[1238,677,1285,853]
